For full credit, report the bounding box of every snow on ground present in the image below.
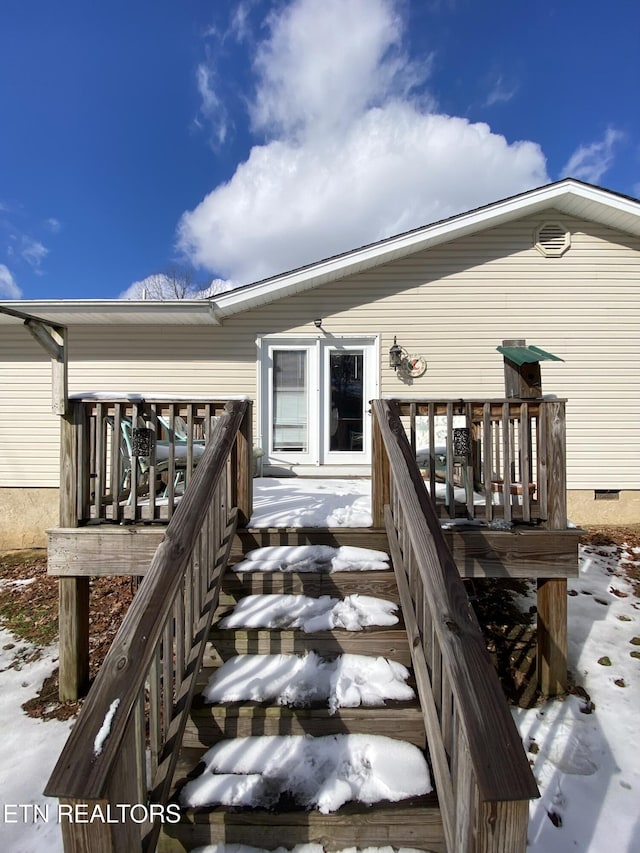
[514,539,640,852]
[180,733,432,813]
[1,479,639,852]
[218,593,399,632]
[250,478,373,527]
[0,630,73,853]
[203,652,414,712]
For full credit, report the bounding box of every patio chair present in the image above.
[156,414,207,495]
[104,416,173,503]
[157,413,190,442]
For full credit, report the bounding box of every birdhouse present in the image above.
[497,339,563,399]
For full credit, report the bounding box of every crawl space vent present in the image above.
[534,222,570,257]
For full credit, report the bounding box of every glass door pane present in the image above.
[329,350,364,452]
[272,349,308,452]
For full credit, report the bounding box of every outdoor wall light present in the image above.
[389,336,405,370]
[314,318,323,329]
[389,336,428,377]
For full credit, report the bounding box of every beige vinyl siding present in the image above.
[1,208,638,489]
[0,328,61,486]
[225,210,639,490]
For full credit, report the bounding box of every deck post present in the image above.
[58,402,91,700]
[536,576,567,697]
[58,576,90,701]
[474,798,530,853]
[59,402,80,529]
[371,410,390,528]
[231,400,253,526]
[537,399,568,695]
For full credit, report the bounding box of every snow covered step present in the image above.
[189,651,423,746]
[162,734,442,852]
[184,696,426,748]
[229,544,392,574]
[220,569,399,606]
[200,651,415,705]
[204,627,412,666]
[157,794,443,852]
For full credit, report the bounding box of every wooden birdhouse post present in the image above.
[497,338,569,696]
[497,338,563,399]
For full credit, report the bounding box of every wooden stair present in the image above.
[158,556,445,853]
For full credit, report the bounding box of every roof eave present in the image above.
[0,299,220,326]
[212,179,640,319]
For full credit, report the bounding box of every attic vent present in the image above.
[535,222,570,257]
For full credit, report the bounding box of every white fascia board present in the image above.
[212,180,640,320]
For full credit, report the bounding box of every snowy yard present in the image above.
[0,479,638,852]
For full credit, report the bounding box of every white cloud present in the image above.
[485,74,518,107]
[44,217,61,233]
[0,264,21,299]
[178,0,549,286]
[561,127,624,184]
[230,1,255,42]
[250,0,421,138]
[20,236,48,271]
[195,62,229,146]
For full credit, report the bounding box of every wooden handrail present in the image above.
[372,399,538,851]
[45,400,248,848]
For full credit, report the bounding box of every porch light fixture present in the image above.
[389,336,404,370]
[389,337,428,378]
[314,318,323,329]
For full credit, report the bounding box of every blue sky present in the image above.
[1,0,638,301]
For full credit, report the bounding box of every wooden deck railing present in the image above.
[390,397,567,527]
[60,396,253,525]
[46,400,249,852]
[372,400,539,853]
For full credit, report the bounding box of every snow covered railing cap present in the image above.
[69,392,251,401]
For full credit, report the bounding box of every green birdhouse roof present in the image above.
[496,344,564,366]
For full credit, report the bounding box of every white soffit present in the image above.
[212,180,640,320]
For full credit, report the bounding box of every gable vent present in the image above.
[534,221,570,257]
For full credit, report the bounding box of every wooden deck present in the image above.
[44,395,576,852]
[49,523,580,581]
